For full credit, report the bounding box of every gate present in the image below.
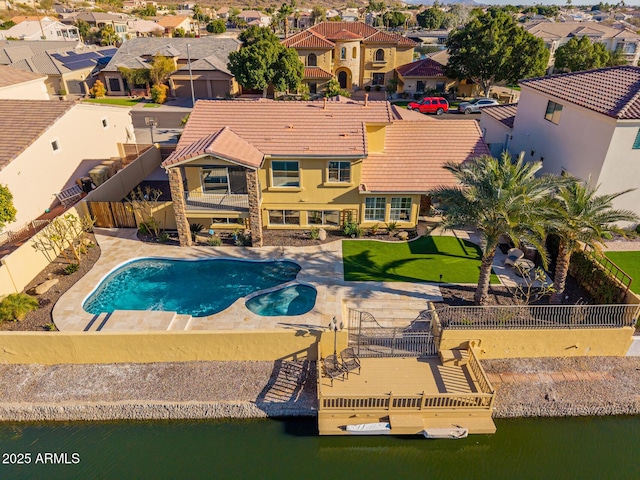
[348,309,437,357]
[88,202,137,228]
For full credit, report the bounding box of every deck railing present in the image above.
[437,304,639,330]
[319,391,494,411]
[467,347,494,395]
[184,192,250,211]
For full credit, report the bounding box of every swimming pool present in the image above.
[83,258,317,317]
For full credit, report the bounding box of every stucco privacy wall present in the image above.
[439,327,635,358]
[0,330,349,364]
[0,205,84,297]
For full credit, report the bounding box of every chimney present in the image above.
[323,97,328,110]
[364,94,369,107]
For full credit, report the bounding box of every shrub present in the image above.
[44,322,56,331]
[374,85,381,91]
[207,235,222,246]
[310,227,320,240]
[0,294,39,322]
[190,223,204,241]
[64,263,80,275]
[569,251,626,304]
[234,230,251,246]
[364,85,371,92]
[370,222,380,235]
[157,232,170,243]
[343,221,363,238]
[89,80,106,98]
[636,224,640,234]
[151,84,169,104]
[387,221,398,233]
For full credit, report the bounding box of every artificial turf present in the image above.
[83,98,144,107]
[603,251,640,294]
[343,235,499,284]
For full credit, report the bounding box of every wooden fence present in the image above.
[87,202,136,228]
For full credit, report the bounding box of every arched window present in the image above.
[340,47,346,60]
[352,47,357,59]
[307,53,317,67]
[375,49,385,62]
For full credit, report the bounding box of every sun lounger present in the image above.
[504,248,524,267]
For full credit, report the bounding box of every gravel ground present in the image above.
[483,357,640,418]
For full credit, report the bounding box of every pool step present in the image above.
[84,312,110,332]
[168,314,192,331]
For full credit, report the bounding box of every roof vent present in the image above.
[323,97,327,110]
[364,93,369,107]
[340,133,349,137]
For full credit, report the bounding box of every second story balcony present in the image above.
[184,192,249,212]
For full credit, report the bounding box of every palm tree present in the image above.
[278,3,294,38]
[429,152,559,305]
[548,180,637,304]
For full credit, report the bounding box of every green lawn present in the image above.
[343,235,499,284]
[603,251,640,294]
[83,98,143,107]
[143,103,161,108]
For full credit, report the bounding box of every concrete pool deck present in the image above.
[53,228,445,332]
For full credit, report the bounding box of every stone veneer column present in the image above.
[168,167,192,247]
[246,169,263,247]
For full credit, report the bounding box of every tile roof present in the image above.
[524,21,640,41]
[0,64,45,88]
[396,58,446,78]
[178,55,230,75]
[325,29,363,41]
[0,40,84,65]
[9,46,116,75]
[282,30,335,49]
[519,66,640,120]
[481,103,518,128]
[102,37,240,72]
[0,100,76,170]
[157,15,191,28]
[295,21,417,48]
[163,127,264,169]
[175,99,397,157]
[304,66,333,79]
[361,120,489,193]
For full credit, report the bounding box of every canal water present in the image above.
[1,416,639,479]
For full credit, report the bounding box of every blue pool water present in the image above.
[83,258,317,317]
[246,285,317,316]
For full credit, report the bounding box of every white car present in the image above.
[458,98,499,114]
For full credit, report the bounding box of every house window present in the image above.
[435,82,445,93]
[352,47,357,58]
[364,197,386,221]
[340,47,346,60]
[375,49,385,62]
[308,210,339,226]
[390,197,412,222]
[544,100,563,125]
[211,217,244,225]
[309,82,317,94]
[101,118,108,128]
[107,77,121,92]
[328,161,350,183]
[307,53,317,66]
[633,128,640,149]
[201,167,229,193]
[372,73,385,86]
[269,210,300,225]
[51,140,60,152]
[271,161,300,187]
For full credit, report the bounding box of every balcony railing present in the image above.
[183,192,249,212]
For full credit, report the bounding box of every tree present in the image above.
[428,153,559,305]
[38,0,53,12]
[228,27,303,97]
[382,11,408,29]
[75,19,90,41]
[554,36,611,72]
[549,181,637,304]
[448,4,470,28]
[126,186,163,237]
[367,0,386,27]
[446,10,549,96]
[118,67,150,90]
[149,54,175,86]
[311,5,326,24]
[173,27,186,37]
[207,19,226,34]
[89,79,106,98]
[277,2,294,38]
[417,7,448,29]
[136,5,157,17]
[0,20,16,30]
[99,24,120,46]
[31,214,95,264]
[0,185,17,230]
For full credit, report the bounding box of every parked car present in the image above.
[407,97,449,115]
[457,98,500,114]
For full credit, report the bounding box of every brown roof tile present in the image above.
[163,126,264,169]
[396,58,446,78]
[304,66,333,79]
[361,120,489,193]
[0,100,76,170]
[157,15,191,28]
[0,64,46,89]
[481,103,518,128]
[307,21,416,47]
[282,30,334,49]
[326,29,363,41]
[176,99,396,157]
[520,66,640,119]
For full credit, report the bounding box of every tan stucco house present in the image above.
[282,21,417,93]
[0,65,49,100]
[161,97,488,246]
[394,57,456,96]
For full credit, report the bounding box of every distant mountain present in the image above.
[404,0,483,5]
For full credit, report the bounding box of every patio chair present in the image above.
[340,347,361,378]
[323,354,345,386]
[504,248,524,267]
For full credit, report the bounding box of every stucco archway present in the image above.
[336,69,351,90]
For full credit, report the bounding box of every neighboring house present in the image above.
[394,57,456,95]
[0,100,135,230]
[406,29,450,45]
[0,40,83,64]
[8,46,116,96]
[100,37,240,98]
[481,66,640,218]
[62,12,130,43]
[0,18,80,41]
[156,15,195,36]
[127,19,164,38]
[0,65,48,99]
[282,21,416,92]
[524,21,640,69]
[160,98,488,246]
[478,103,518,157]
[237,10,271,27]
